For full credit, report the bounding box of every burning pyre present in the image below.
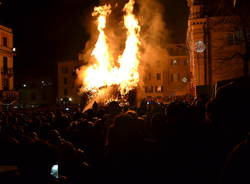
[77,0,141,108]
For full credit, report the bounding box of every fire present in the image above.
[78,0,140,96]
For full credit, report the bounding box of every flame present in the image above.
[119,0,140,94]
[78,0,140,96]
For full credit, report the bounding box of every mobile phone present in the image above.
[50,164,59,179]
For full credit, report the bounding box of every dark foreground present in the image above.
[0,80,250,184]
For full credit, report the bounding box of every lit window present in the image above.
[172,60,177,65]
[155,86,163,93]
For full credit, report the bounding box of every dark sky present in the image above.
[0,0,188,84]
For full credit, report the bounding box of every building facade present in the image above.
[187,0,250,96]
[137,44,190,104]
[18,79,54,108]
[0,25,18,110]
[57,59,83,105]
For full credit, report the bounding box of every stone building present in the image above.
[18,79,54,108]
[0,25,18,110]
[57,58,83,105]
[137,44,189,104]
[186,0,250,96]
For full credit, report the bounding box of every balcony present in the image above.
[0,90,19,98]
[1,68,13,77]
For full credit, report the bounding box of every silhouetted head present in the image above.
[207,78,250,134]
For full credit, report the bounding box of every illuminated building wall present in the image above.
[0,25,18,110]
[57,57,83,104]
[137,44,189,104]
[187,0,250,96]
[0,25,14,91]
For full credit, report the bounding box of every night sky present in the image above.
[0,0,188,85]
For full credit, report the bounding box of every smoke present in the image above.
[78,0,169,109]
[137,0,169,79]
[81,0,169,66]
[138,0,169,48]
[81,0,128,66]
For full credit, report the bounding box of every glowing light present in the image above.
[69,97,72,101]
[50,164,59,179]
[78,0,141,96]
[195,41,206,53]
[182,77,188,83]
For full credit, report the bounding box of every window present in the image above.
[64,88,68,96]
[147,86,153,93]
[228,31,244,45]
[147,73,151,81]
[72,69,76,76]
[62,66,68,74]
[235,30,244,44]
[3,79,9,90]
[3,57,8,74]
[156,73,161,80]
[183,60,188,65]
[64,78,68,85]
[178,73,181,81]
[3,37,7,47]
[227,33,234,45]
[173,73,178,82]
[171,60,177,66]
[155,86,163,93]
[145,86,153,93]
[170,74,173,82]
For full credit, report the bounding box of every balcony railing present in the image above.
[1,68,13,77]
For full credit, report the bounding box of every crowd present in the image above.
[0,78,249,184]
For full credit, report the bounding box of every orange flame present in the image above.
[78,0,140,96]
